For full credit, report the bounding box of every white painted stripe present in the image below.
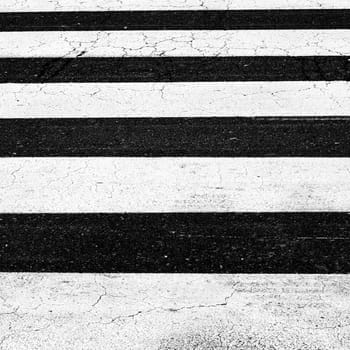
[1,82,349,118]
[2,30,350,57]
[1,158,350,213]
[1,0,349,12]
[0,273,348,349]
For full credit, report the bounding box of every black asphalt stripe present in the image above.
[1,10,350,31]
[2,117,350,157]
[1,57,349,83]
[0,213,349,273]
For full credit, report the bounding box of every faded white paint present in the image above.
[1,0,350,11]
[1,157,350,212]
[0,273,349,350]
[1,30,350,57]
[1,82,350,118]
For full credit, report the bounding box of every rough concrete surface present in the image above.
[0,274,349,349]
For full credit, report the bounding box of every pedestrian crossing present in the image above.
[0,2,349,349]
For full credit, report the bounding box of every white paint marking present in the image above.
[1,158,350,213]
[1,82,349,118]
[1,0,350,11]
[0,273,349,349]
[1,30,350,57]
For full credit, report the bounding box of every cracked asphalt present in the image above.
[0,274,349,349]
